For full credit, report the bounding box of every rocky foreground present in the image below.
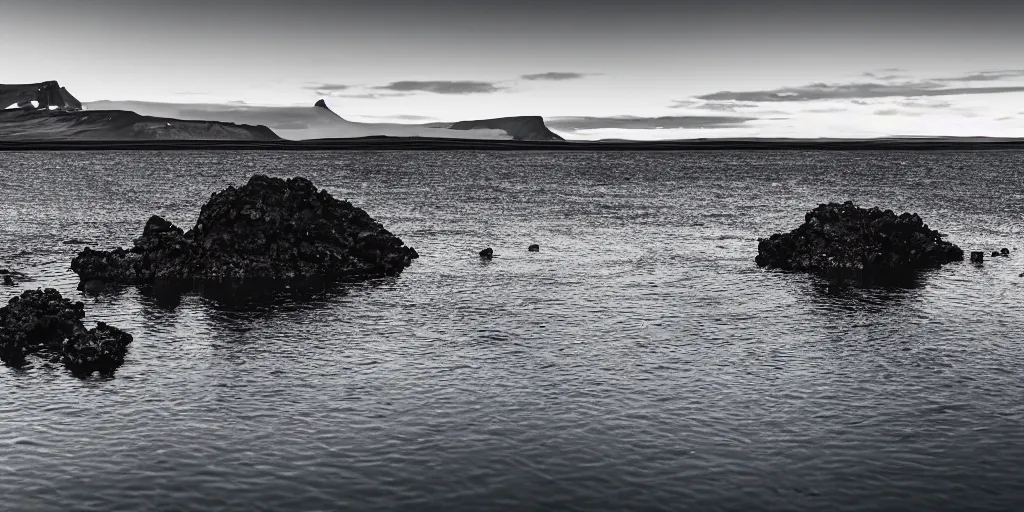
[72,175,419,285]
[0,289,132,375]
[756,201,964,275]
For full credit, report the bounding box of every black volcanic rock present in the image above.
[72,175,419,285]
[0,288,132,374]
[479,248,494,259]
[61,322,134,376]
[0,108,279,141]
[315,99,329,109]
[755,201,963,276]
[447,116,564,141]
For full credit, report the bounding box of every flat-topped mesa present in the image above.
[755,201,963,275]
[71,175,419,285]
[0,81,81,110]
[446,116,564,141]
[0,288,132,375]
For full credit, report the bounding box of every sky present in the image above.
[4,0,1024,139]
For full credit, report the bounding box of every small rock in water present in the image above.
[0,288,132,375]
[61,322,134,377]
[528,244,540,252]
[971,251,985,263]
[1001,248,1010,256]
[2,276,14,286]
[755,201,963,277]
[479,248,494,259]
[992,251,1001,258]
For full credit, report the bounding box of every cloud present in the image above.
[697,81,1024,102]
[874,108,922,117]
[547,115,755,131]
[521,72,590,81]
[897,99,952,109]
[333,92,413,100]
[936,70,1024,82]
[304,83,351,92]
[680,100,760,112]
[357,114,437,121]
[863,72,904,81]
[804,107,848,113]
[373,80,503,94]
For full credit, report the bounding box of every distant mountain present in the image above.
[87,100,514,141]
[442,116,564,141]
[0,109,279,141]
[1,81,82,110]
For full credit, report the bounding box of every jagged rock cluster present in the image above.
[0,288,132,375]
[756,201,964,275]
[72,175,419,284]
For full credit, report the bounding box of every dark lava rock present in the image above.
[992,251,1002,258]
[756,201,963,276]
[971,251,985,264]
[2,276,13,286]
[71,175,419,285]
[61,322,134,376]
[1001,248,1010,256]
[479,248,494,259]
[0,288,131,374]
[528,244,540,252]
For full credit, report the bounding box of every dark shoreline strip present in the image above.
[4,138,1024,151]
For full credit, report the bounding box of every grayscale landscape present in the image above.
[2,1,1024,511]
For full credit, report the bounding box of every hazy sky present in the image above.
[5,0,1024,138]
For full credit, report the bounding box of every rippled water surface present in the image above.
[2,150,1024,511]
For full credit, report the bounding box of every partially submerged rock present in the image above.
[756,201,963,277]
[0,288,132,375]
[61,322,133,376]
[71,175,419,286]
[479,248,494,259]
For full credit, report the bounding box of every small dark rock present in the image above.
[0,288,131,374]
[61,322,134,376]
[992,251,1001,258]
[971,251,984,264]
[479,248,494,259]
[528,244,540,252]
[756,201,963,277]
[71,175,418,286]
[1001,248,1010,256]
[2,276,13,286]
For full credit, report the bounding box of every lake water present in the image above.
[1,150,1023,511]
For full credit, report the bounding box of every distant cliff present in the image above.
[445,116,564,141]
[0,109,279,141]
[1,81,82,110]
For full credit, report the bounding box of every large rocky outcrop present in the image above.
[444,116,565,141]
[1,81,81,110]
[755,201,963,275]
[72,175,419,285]
[0,288,132,375]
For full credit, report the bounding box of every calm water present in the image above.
[1,150,1023,511]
